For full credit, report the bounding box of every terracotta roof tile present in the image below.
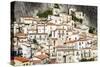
[15,32,27,36]
[14,57,29,63]
[35,54,48,60]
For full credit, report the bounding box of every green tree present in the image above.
[33,39,38,45]
[71,12,83,24]
[89,27,95,34]
[37,9,53,18]
[49,32,52,37]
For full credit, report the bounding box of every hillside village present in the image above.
[11,4,97,66]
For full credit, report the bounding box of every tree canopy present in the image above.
[37,9,53,18]
[33,39,38,45]
[88,27,95,34]
[72,14,83,24]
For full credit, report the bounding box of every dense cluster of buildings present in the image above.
[11,4,97,66]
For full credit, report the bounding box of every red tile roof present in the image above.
[15,32,27,36]
[35,54,48,60]
[14,57,29,63]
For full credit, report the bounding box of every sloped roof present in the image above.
[14,57,29,63]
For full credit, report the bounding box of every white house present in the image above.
[18,42,31,59]
[28,33,48,44]
[55,45,76,63]
[20,16,33,24]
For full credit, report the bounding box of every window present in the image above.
[40,35,41,40]
[54,31,55,37]
[66,33,68,35]
[69,57,72,61]
[79,42,81,45]
[90,41,92,44]
[34,35,36,39]
[87,42,89,44]
[23,64,26,66]
[76,52,79,56]
[26,63,28,65]
[75,37,77,40]
[79,14,81,16]
[82,42,83,44]
[89,50,91,57]
[69,38,71,40]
